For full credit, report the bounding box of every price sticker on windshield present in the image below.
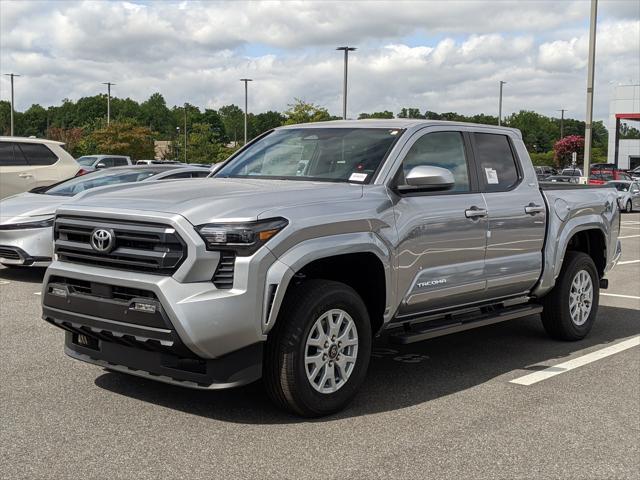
[349,172,368,182]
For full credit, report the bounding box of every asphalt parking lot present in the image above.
[1,213,638,480]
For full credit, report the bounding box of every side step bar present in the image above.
[388,304,543,345]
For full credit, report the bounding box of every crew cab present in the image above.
[42,120,621,417]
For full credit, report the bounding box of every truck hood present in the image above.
[0,192,68,224]
[66,178,364,224]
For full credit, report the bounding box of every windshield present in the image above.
[76,156,98,166]
[217,128,402,183]
[610,182,630,192]
[562,169,581,176]
[44,168,161,196]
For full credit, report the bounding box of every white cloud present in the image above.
[0,0,638,124]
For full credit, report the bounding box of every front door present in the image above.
[391,129,488,317]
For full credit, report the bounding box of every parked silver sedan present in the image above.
[607,180,640,213]
[0,165,211,267]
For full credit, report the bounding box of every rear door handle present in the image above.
[18,172,34,178]
[524,204,545,215]
[465,206,488,218]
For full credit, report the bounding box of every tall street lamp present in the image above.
[498,80,506,126]
[4,73,21,136]
[336,46,356,120]
[558,109,567,139]
[240,78,252,145]
[583,0,598,180]
[183,103,188,163]
[102,82,115,124]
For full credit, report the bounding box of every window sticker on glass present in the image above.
[349,172,368,182]
[485,168,499,184]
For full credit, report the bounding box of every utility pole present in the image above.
[583,0,598,181]
[558,109,567,139]
[102,82,115,124]
[498,80,506,126]
[183,104,187,163]
[4,73,21,136]
[240,78,252,145]
[336,47,357,120]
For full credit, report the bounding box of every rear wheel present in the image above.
[541,251,599,341]
[625,200,633,213]
[264,279,372,417]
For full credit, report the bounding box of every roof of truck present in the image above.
[277,119,522,137]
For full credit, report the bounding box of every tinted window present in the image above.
[77,156,98,166]
[401,131,470,192]
[192,171,210,178]
[162,172,192,179]
[100,158,116,167]
[18,143,58,165]
[0,142,26,166]
[474,133,519,192]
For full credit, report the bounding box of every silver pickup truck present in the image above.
[42,120,622,417]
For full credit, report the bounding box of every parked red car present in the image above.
[589,163,633,184]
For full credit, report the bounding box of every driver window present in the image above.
[401,131,470,192]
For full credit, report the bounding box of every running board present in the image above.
[388,304,543,345]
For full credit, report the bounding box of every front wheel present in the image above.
[263,279,372,417]
[625,200,633,213]
[541,251,599,341]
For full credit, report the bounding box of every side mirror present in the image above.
[95,162,106,169]
[397,166,455,192]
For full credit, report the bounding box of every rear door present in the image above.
[471,132,546,299]
[391,128,488,316]
[18,143,61,188]
[0,142,36,198]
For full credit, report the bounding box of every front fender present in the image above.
[262,232,394,334]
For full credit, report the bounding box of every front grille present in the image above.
[0,247,21,260]
[213,251,235,289]
[54,216,186,275]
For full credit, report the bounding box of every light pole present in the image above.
[102,82,115,124]
[175,127,180,161]
[558,109,567,139]
[183,103,187,163]
[4,73,21,136]
[583,0,598,180]
[240,79,252,145]
[498,80,506,126]
[336,47,356,120]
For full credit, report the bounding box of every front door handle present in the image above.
[524,203,545,215]
[18,172,34,178]
[465,206,488,218]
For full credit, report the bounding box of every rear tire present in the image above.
[541,251,599,341]
[264,279,372,417]
[625,200,633,213]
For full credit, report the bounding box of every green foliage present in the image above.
[89,119,155,160]
[284,99,331,124]
[529,151,555,166]
[358,111,394,119]
[219,104,244,144]
[252,110,285,136]
[553,135,584,168]
[139,93,174,135]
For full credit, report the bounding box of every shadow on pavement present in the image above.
[94,305,639,424]
[0,266,47,283]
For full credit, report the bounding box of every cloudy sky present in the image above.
[1,0,638,122]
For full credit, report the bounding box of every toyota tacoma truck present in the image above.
[42,120,622,417]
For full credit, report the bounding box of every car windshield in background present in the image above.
[76,156,98,166]
[44,168,160,196]
[562,169,581,176]
[610,182,630,192]
[217,128,403,183]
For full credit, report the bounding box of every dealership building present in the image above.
[607,84,640,170]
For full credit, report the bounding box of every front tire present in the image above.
[625,200,633,213]
[264,279,372,417]
[541,251,599,341]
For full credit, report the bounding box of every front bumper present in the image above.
[0,227,52,266]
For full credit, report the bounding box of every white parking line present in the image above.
[510,336,640,386]
[601,293,640,300]
[0,280,9,285]
[618,260,640,265]
[619,235,640,239]
[33,292,41,296]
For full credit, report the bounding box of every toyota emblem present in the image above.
[90,228,115,253]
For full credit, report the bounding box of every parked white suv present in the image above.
[0,137,79,199]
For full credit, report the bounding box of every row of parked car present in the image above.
[0,136,216,267]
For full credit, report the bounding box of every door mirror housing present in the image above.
[95,162,106,169]
[397,166,455,192]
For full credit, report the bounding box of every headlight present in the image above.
[0,217,54,230]
[196,218,288,256]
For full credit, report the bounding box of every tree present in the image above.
[0,100,11,135]
[89,119,155,160]
[219,104,245,144]
[397,108,424,119]
[21,104,48,137]
[139,93,173,135]
[358,111,394,119]
[201,108,226,139]
[47,127,85,157]
[284,99,331,125]
[553,135,584,168]
[252,110,285,136]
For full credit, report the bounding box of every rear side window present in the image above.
[0,142,28,166]
[110,157,128,166]
[473,133,520,192]
[18,143,58,166]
